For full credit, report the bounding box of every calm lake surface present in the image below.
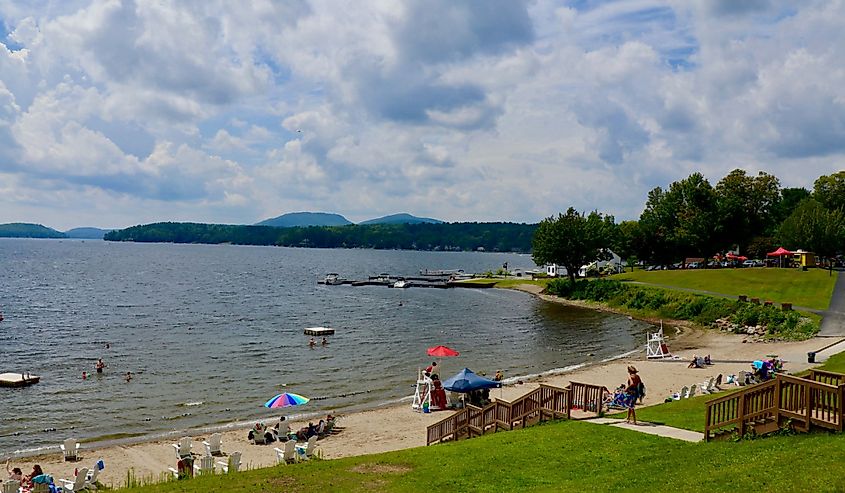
[0,239,650,455]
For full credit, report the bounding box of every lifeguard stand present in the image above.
[646,324,672,359]
[412,370,432,412]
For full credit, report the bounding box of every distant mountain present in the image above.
[65,227,115,239]
[359,213,444,225]
[0,223,67,238]
[255,212,353,228]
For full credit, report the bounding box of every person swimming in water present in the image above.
[95,358,106,374]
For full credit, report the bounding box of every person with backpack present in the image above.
[625,366,642,424]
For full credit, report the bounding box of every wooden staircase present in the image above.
[426,382,607,445]
[705,369,845,441]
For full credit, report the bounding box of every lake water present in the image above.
[0,239,650,456]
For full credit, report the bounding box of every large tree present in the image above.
[813,171,845,211]
[715,169,780,252]
[771,187,811,229]
[638,173,720,263]
[532,208,615,283]
[778,199,845,275]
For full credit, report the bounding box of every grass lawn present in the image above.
[462,278,551,289]
[612,268,837,310]
[125,419,845,493]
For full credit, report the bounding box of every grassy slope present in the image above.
[126,419,845,493]
[613,268,837,310]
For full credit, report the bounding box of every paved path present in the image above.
[819,271,845,337]
[585,418,704,442]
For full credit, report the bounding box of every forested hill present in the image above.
[104,222,536,253]
[0,223,67,238]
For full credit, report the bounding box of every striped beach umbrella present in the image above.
[264,392,310,409]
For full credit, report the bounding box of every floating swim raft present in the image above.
[0,372,41,387]
[304,327,335,336]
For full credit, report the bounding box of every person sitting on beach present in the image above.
[687,355,703,369]
[95,358,106,374]
[494,370,504,382]
[704,354,712,365]
[6,460,23,482]
[22,464,43,486]
[248,422,266,442]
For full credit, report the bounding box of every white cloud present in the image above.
[0,0,844,230]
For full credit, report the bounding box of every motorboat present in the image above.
[393,279,410,288]
[323,273,345,285]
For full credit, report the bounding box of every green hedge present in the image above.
[546,279,817,340]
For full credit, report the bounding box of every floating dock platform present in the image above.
[304,327,335,336]
[0,372,41,387]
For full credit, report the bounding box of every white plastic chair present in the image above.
[700,377,715,394]
[172,437,192,459]
[687,384,697,398]
[295,435,318,460]
[85,460,104,489]
[61,437,81,461]
[2,480,20,493]
[274,440,297,465]
[252,426,268,445]
[203,433,223,456]
[217,451,241,473]
[671,386,688,400]
[59,467,89,492]
[194,455,215,475]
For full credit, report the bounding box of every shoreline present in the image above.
[5,286,841,488]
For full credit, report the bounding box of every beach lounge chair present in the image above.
[687,384,696,398]
[32,483,51,493]
[194,455,215,475]
[173,437,192,459]
[85,459,105,489]
[714,374,723,389]
[670,386,688,400]
[295,435,318,461]
[59,467,90,492]
[61,437,81,461]
[2,480,20,493]
[203,433,223,456]
[217,451,241,473]
[252,425,268,445]
[274,440,297,465]
[700,377,715,394]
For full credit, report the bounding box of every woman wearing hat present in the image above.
[625,366,642,424]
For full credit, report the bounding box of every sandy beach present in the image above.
[9,285,843,488]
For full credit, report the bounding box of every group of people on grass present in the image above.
[248,414,336,444]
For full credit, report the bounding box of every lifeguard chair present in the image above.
[412,370,432,412]
[646,325,672,359]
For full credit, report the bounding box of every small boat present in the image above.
[393,279,410,288]
[322,273,345,285]
[420,269,464,276]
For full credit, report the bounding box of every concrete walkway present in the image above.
[585,417,704,442]
[819,271,845,337]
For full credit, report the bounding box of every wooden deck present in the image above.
[426,382,606,445]
[0,372,41,387]
[704,369,845,441]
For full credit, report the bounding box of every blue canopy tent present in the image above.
[442,368,501,393]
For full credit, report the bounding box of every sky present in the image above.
[1,0,844,230]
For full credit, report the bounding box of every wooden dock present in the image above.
[0,372,41,387]
[304,327,335,336]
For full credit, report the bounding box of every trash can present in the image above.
[808,351,816,363]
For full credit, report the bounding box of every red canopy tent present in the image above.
[767,247,793,267]
[767,247,793,257]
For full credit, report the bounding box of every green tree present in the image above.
[771,187,811,229]
[813,171,845,211]
[531,208,615,283]
[715,169,780,252]
[778,199,845,275]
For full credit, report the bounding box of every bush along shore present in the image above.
[545,279,818,340]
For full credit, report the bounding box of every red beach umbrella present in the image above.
[427,345,460,357]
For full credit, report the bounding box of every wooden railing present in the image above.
[705,371,845,441]
[426,383,572,445]
[568,381,607,414]
[807,369,845,387]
